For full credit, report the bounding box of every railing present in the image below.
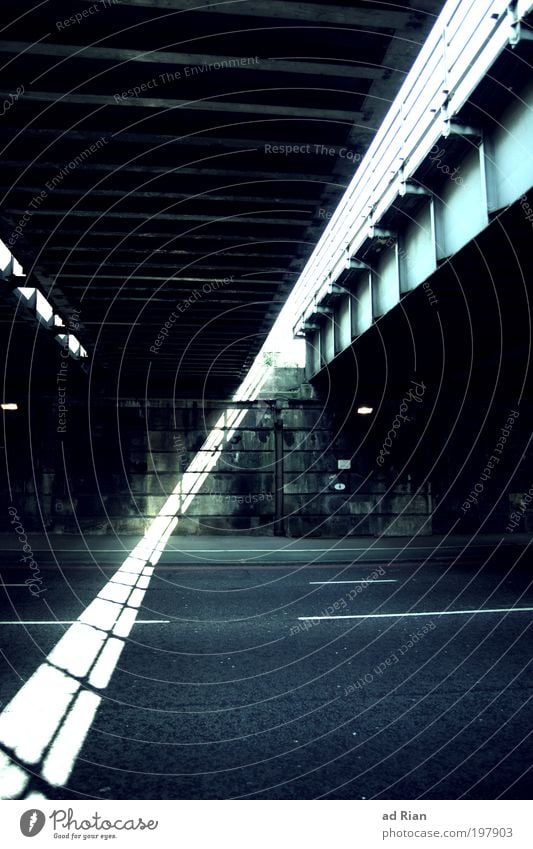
[290,0,532,334]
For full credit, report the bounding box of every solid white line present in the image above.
[1,584,30,587]
[163,545,498,553]
[0,620,170,625]
[298,607,533,621]
[309,580,398,585]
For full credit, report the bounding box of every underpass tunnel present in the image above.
[1,0,531,543]
[3,196,533,540]
[0,0,532,805]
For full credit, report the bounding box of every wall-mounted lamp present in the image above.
[1,403,18,411]
[357,406,373,415]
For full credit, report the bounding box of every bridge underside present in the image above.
[0,0,444,398]
[0,0,531,539]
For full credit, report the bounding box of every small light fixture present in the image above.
[357,406,373,415]
[1,403,18,411]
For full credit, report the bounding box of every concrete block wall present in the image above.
[1,367,433,537]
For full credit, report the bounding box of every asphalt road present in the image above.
[0,536,532,800]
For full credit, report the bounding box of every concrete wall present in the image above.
[1,364,432,537]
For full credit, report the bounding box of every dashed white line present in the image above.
[298,607,533,621]
[309,580,398,585]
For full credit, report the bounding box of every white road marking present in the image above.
[298,607,533,621]
[0,496,180,798]
[1,584,31,587]
[154,544,501,553]
[309,580,398,585]
[0,620,170,625]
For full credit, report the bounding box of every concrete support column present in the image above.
[274,404,285,536]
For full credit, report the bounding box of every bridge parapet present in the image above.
[287,0,533,377]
